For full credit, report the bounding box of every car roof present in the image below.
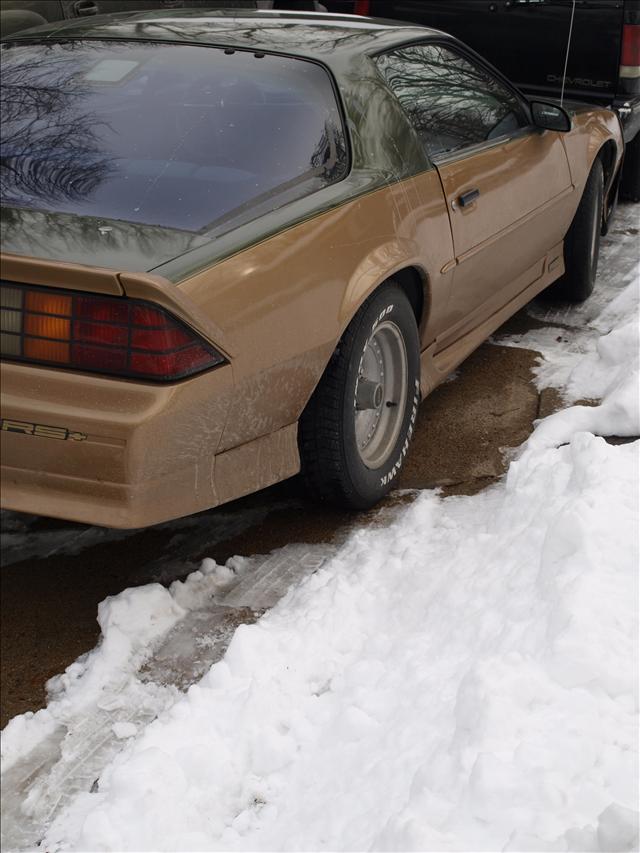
[1,10,450,281]
[3,9,440,63]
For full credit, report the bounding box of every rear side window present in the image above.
[376,43,528,159]
[0,41,347,232]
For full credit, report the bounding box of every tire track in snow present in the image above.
[1,545,337,851]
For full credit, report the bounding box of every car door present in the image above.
[376,41,574,345]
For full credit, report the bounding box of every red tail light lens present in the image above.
[0,283,225,382]
[354,0,371,14]
[621,24,640,73]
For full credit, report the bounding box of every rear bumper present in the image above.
[0,362,228,527]
[0,360,299,528]
[1,361,234,527]
[1,463,200,529]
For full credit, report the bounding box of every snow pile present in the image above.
[1,585,184,774]
[503,263,640,447]
[39,428,638,852]
[553,278,640,406]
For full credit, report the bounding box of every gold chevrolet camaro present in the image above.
[0,10,624,527]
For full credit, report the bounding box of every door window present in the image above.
[376,43,529,159]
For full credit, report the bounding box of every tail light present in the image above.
[354,1,371,15]
[620,24,640,78]
[0,283,225,382]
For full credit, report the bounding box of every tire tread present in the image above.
[547,158,604,303]
[299,285,417,508]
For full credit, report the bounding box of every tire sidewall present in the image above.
[586,165,604,291]
[555,158,604,303]
[341,287,420,507]
[621,133,640,202]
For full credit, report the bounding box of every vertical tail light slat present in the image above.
[25,291,72,317]
[24,339,70,363]
[0,283,225,382]
[24,314,71,340]
[1,287,23,310]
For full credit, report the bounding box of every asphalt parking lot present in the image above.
[1,203,638,730]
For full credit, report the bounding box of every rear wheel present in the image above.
[546,159,604,303]
[299,283,420,509]
[620,133,640,203]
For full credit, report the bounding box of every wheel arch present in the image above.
[562,108,623,228]
[390,265,428,333]
[302,260,430,427]
[338,249,431,343]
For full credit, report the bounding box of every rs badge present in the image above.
[0,419,87,442]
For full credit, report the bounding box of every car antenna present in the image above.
[560,0,577,107]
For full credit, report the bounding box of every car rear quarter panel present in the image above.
[175,170,454,451]
[0,170,453,526]
[562,107,624,196]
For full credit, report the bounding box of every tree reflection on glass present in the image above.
[0,43,116,207]
[0,37,349,232]
[377,44,526,158]
[310,120,348,182]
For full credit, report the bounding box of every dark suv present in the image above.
[340,0,640,200]
[0,1,324,36]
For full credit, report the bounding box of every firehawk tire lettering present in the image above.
[380,379,420,487]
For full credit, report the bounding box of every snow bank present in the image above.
[500,266,640,466]
[503,263,640,414]
[42,430,638,852]
[524,315,639,453]
[1,584,184,774]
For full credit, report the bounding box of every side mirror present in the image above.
[530,100,572,133]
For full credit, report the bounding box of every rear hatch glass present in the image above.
[0,40,347,232]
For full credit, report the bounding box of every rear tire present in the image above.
[546,159,604,303]
[620,134,640,203]
[299,283,420,510]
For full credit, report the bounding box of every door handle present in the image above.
[458,188,480,208]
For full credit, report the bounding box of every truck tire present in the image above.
[546,159,604,303]
[620,134,640,203]
[299,283,420,510]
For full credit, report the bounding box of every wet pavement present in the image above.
[1,201,638,731]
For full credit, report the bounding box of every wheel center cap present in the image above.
[356,378,383,410]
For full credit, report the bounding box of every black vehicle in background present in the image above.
[340,0,640,200]
[0,1,324,36]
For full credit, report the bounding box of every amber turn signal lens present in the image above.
[24,314,70,341]
[24,339,70,363]
[25,291,72,317]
